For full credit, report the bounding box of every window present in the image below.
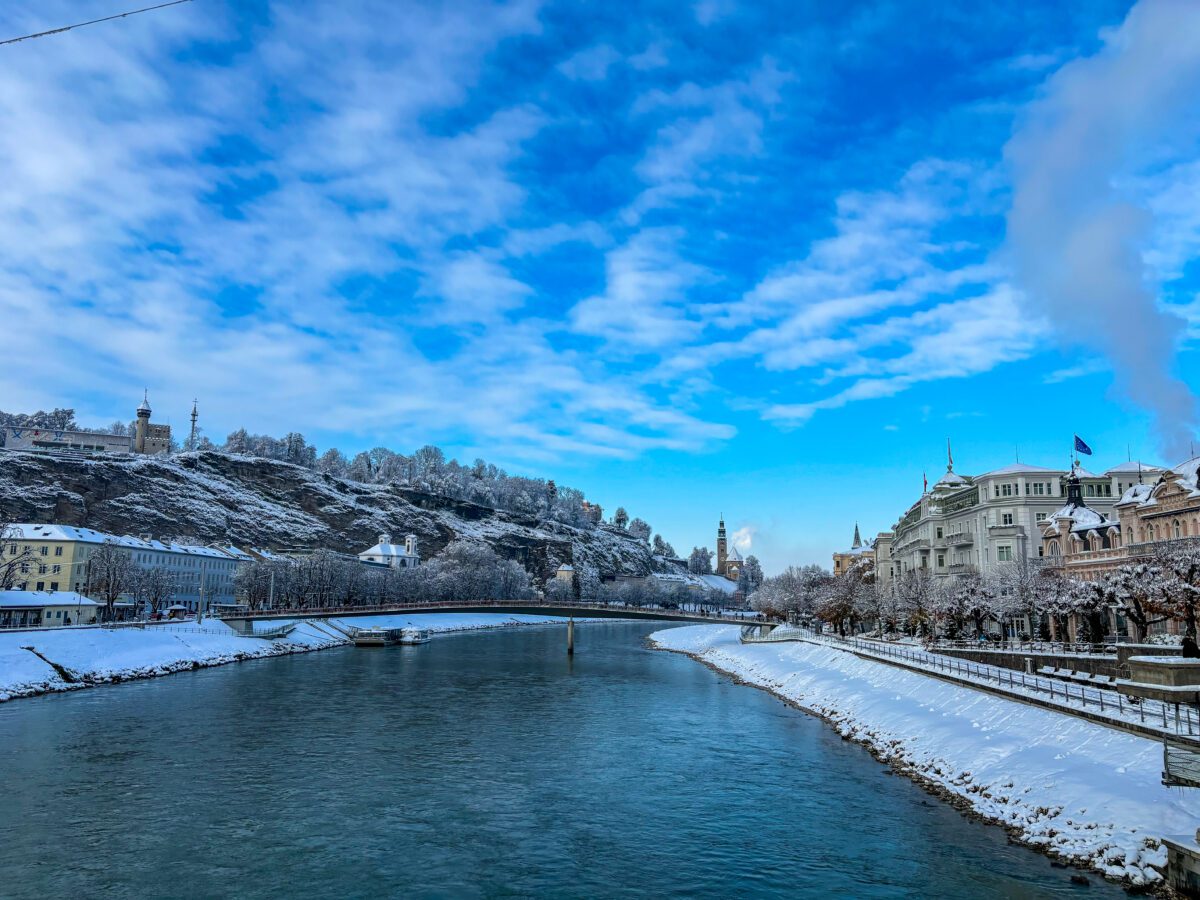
[35,581,44,590]
[997,546,1014,562]
[54,546,62,556]
[1032,483,1045,496]
[19,563,29,574]
[7,544,14,555]
[1002,513,1014,526]
[51,565,60,574]
[1035,512,1048,523]
[1001,484,1014,497]
[39,546,48,556]
[935,527,943,539]
[50,582,58,591]
[937,553,945,568]
[38,565,47,575]
[1085,484,1095,497]
[1175,520,1182,539]
[993,485,999,497]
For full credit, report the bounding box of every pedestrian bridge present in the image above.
[221,600,762,631]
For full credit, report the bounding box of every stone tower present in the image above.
[135,390,152,453]
[716,515,728,576]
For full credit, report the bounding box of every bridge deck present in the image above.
[223,600,762,628]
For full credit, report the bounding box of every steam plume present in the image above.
[1005,0,1200,460]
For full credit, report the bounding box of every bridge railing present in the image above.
[230,599,769,622]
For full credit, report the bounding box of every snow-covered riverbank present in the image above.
[652,624,1199,888]
[0,613,579,703]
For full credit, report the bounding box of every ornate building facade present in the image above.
[885,447,1159,580]
[1042,456,1200,582]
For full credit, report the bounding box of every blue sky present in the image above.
[2,0,1200,573]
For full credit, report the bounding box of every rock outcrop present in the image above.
[0,451,663,579]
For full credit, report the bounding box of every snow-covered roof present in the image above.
[359,541,418,558]
[4,524,243,560]
[726,546,743,562]
[1104,460,1164,475]
[557,564,574,571]
[1073,467,1101,479]
[934,470,970,488]
[980,463,1062,477]
[1169,456,1200,496]
[0,591,97,608]
[1043,502,1112,536]
[697,574,738,595]
[1118,483,1154,506]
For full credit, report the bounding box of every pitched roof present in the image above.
[1104,460,1164,475]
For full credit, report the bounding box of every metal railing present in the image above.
[793,628,1200,741]
[232,599,765,624]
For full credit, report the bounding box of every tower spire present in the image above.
[946,438,953,472]
[852,522,861,549]
[188,399,198,451]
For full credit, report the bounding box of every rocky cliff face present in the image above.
[0,451,663,579]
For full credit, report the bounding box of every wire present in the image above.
[0,0,195,47]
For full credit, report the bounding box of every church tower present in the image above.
[716,515,728,576]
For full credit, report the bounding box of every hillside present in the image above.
[0,450,668,580]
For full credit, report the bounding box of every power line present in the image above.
[1,0,194,48]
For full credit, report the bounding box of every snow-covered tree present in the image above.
[613,507,629,529]
[652,535,677,558]
[737,555,764,596]
[688,546,713,575]
[627,518,652,543]
[1152,541,1200,642]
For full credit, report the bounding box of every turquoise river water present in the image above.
[0,621,1127,898]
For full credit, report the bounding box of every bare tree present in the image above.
[131,565,177,618]
[0,524,36,591]
[87,540,135,621]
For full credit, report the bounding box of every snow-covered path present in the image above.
[0,613,580,703]
[652,624,1200,887]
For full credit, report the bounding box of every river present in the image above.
[0,621,1126,898]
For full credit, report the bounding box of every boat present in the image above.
[352,627,396,647]
[398,628,430,645]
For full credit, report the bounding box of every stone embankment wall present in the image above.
[936,643,1182,678]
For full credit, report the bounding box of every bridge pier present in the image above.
[567,617,574,655]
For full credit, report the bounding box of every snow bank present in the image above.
[652,625,1199,886]
[0,620,341,702]
[0,614,582,703]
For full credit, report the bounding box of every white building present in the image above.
[358,534,420,569]
[0,591,99,627]
[887,452,1162,579]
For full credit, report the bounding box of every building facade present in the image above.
[1042,456,1200,583]
[714,517,741,582]
[2,524,246,612]
[887,451,1161,580]
[357,534,421,569]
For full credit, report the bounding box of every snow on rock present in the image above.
[652,625,1199,886]
[0,450,665,580]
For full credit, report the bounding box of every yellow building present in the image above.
[3,525,95,593]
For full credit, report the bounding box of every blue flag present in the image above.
[1074,435,1093,456]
